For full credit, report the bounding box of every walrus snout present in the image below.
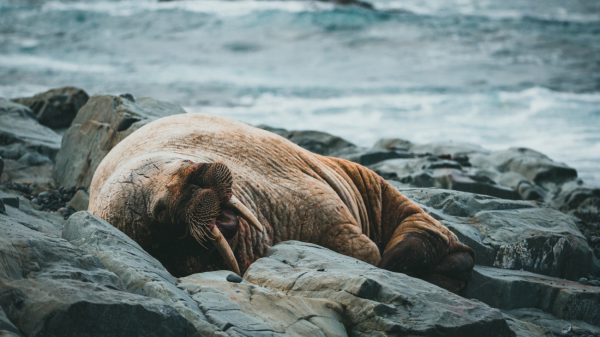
[184,187,242,275]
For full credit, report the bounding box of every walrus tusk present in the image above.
[210,225,241,275]
[227,196,265,233]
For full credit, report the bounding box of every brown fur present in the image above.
[89,114,474,291]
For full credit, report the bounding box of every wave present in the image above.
[0,54,116,73]
[371,0,600,24]
[41,0,335,17]
[37,0,600,24]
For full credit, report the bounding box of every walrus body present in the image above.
[89,114,474,291]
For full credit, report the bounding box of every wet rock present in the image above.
[246,241,515,337]
[0,306,22,337]
[0,191,19,209]
[0,98,61,160]
[506,308,600,337]
[260,126,360,157]
[180,271,346,337]
[54,95,185,189]
[0,211,207,337]
[30,186,76,212]
[62,211,220,335]
[397,186,595,280]
[67,189,89,211]
[13,87,89,129]
[472,147,578,187]
[464,266,600,326]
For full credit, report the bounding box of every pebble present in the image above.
[226,273,243,283]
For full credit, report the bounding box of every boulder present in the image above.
[54,94,186,189]
[0,98,60,160]
[464,266,600,326]
[13,87,89,129]
[246,241,515,337]
[397,186,595,280]
[62,211,219,335]
[0,210,208,337]
[259,126,360,157]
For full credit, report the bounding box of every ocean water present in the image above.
[1,0,599,185]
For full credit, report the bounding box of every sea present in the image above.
[1,0,599,186]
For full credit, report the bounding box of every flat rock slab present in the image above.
[464,266,600,326]
[246,241,515,337]
[180,271,347,337]
[506,308,600,337]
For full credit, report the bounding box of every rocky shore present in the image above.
[1,88,599,337]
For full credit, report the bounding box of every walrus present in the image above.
[89,114,474,292]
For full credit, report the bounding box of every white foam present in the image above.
[372,0,600,23]
[42,0,333,17]
[0,54,115,73]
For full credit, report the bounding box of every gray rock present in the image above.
[0,207,220,337]
[259,126,360,157]
[0,305,22,337]
[464,266,600,326]
[62,211,220,335]
[67,189,89,211]
[180,271,347,337]
[0,98,61,160]
[472,147,577,187]
[398,186,595,280]
[54,95,186,189]
[506,308,600,337]
[13,87,89,129]
[246,241,514,337]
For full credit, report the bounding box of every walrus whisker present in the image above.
[227,196,265,233]
[209,225,241,275]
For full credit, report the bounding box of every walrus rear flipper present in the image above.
[380,228,474,293]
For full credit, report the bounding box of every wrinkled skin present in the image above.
[89,114,474,292]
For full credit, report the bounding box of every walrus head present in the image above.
[150,160,264,275]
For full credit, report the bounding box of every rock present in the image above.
[0,305,22,337]
[54,95,186,189]
[180,271,346,337]
[62,211,220,335]
[13,87,89,129]
[0,191,19,209]
[397,186,595,280]
[30,187,76,212]
[259,126,360,157]
[67,189,89,211]
[464,266,600,326]
[0,212,206,337]
[246,241,515,337]
[0,98,61,160]
[506,308,600,337]
[472,147,577,187]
